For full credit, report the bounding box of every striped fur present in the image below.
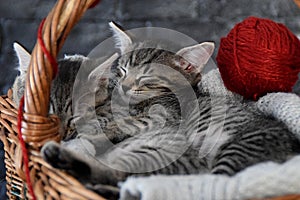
[14,37,300,198]
[41,39,300,194]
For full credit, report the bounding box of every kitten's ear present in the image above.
[88,53,119,81]
[13,42,31,75]
[176,42,215,72]
[109,21,132,54]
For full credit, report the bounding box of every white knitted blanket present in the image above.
[119,69,300,200]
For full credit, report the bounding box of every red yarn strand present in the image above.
[38,19,58,79]
[17,18,60,200]
[17,96,36,200]
[16,2,102,198]
[88,0,101,9]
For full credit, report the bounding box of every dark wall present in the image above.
[1,0,300,94]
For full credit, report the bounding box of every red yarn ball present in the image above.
[216,16,300,100]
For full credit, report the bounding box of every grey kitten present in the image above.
[12,42,166,149]
[12,43,120,141]
[40,21,300,200]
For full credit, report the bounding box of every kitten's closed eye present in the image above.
[119,66,127,76]
[136,76,156,86]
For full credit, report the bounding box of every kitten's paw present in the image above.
[41,141,76,170]
[42,141,92,182]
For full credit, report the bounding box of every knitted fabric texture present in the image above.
[257,92,300,138]
[120,156,300,200]
[200,68,242,101]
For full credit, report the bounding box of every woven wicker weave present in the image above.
[0,0,105,199]
[0,0,300,199]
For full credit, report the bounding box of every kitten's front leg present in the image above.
[41,141,123,186]
[41,141,91,178]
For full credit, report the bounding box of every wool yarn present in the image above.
[216,16,300,100]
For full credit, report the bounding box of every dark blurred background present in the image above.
[0,0,300,198]
[1,0,300,95]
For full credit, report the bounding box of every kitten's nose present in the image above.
[122,85,131,93]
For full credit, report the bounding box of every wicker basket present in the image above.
[0,0,104,199]
[0,0,300,199]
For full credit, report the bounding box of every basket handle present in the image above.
[21,0,100,148]
[294,0,300,8]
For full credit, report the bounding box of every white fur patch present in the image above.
[63,54,88,61]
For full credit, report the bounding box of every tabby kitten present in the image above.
[12,43,119,140]
[13,42,171,148]
[41,21,300,196]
